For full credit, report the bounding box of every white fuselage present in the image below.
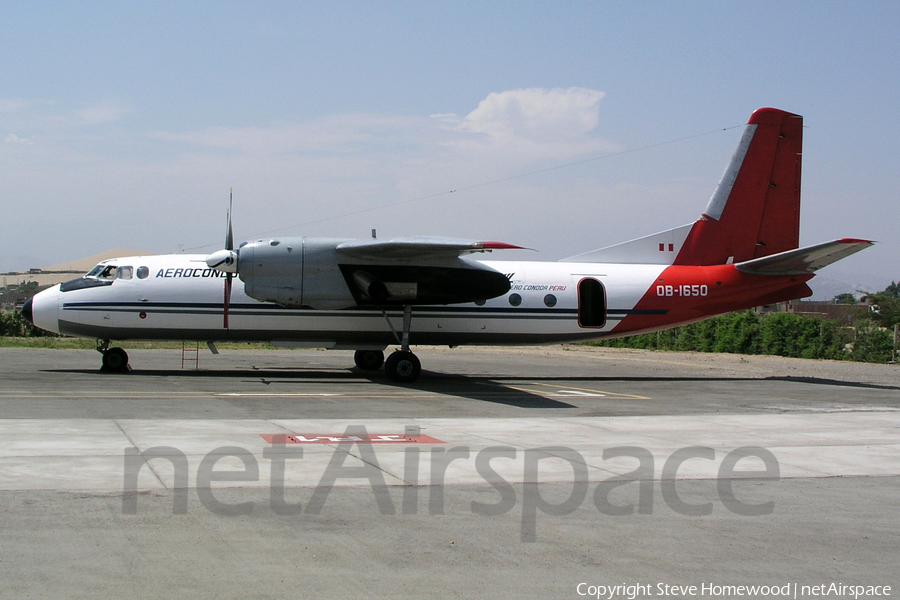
[30,254,665,347]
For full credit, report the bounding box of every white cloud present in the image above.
[137,89,611,166]
[0,99,131,136]
[4,133,31,145]
[75,102,132,124]
[1,88,638,268]
[431,87,616,162]
[0,99,31,113]
[150,114,421,155]
[460,87,606,140]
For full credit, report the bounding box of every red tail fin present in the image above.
[674,108,803,266]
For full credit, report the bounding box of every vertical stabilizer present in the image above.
[673,108,803,266]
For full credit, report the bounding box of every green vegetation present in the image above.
[0,308,53,338]
[0,337,97,349]
[590,282,900,363]
[863,281,900,329]
[590,309,893,363]
[833,292,858,305]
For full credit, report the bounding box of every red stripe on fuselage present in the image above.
[612,264,813,336]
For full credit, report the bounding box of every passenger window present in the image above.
[137,266,149,279]
[116,266,133,280]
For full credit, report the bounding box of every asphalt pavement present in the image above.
[1,346,898,599]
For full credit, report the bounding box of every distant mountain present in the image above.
[2,249,157,290]
[808,266,895,301]
[41,249,157,273]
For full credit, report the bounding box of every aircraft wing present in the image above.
[734,238,874,276]
[336,236,526,260]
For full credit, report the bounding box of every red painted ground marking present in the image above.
[260,433,445,444]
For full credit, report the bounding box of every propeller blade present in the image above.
[225,188,234,251]
[224,273,233,329]
[215,188,236,329]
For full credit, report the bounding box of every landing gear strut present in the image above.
[97,339,130,372]
[381,305,422,383]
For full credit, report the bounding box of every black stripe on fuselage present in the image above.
[56,319,614,345]
[61,301,668,320]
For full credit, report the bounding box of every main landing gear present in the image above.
[354,347,421,382]
[361,305,421,383]
[384,350,421,383]
[353,350,385,371]
[97,339,130,372]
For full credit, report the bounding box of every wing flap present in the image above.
[336,236,526,260]
[734,238,874,276]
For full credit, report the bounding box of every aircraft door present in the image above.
[107,265,137,328]
[577,278,606,328]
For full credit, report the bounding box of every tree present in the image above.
[866,281,900,329]
[833,292,857,305]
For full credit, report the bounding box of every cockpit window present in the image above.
[136,266,149,279]
[62,262,120,292]
[60,277,114,292]
[84,264,128,280]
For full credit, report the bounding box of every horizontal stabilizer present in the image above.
[562,224,693,264]
[734,238,874,276]
[336,236,527,260]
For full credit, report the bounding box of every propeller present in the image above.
[205,189,239,328]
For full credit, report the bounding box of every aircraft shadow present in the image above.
[364,374,579,409]
[40,369,899,409]
[41,367,577,409]
[764,375,900,392]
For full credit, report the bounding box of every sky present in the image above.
[2,1,898,297]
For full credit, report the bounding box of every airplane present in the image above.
[22,108,873,383]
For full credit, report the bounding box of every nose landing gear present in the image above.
[97,340,130,372]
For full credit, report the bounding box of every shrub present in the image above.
[589,310,873,361]
[0,309,54,338]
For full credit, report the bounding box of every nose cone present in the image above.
[21,297,34,325]
[205,249,239,273]
[27,286,61,335]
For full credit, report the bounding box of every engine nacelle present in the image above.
[236,237,512,309]
[238,238,357,309]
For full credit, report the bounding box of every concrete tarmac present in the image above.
[1,346,899,599]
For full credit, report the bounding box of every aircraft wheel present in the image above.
[102,347,129,372]
[384,350,421,383]
[354,350,385,371]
